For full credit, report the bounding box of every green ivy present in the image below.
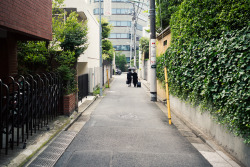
[157,27,250,143]
[170,0,249,47]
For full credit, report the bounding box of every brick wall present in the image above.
[63,93,76,116]
[0,34,18,78]
[0,0,52,40]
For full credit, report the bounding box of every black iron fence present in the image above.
[78,74,88,101]
[0,73,62,155]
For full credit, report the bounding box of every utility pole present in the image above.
[130,18,133,67]
[149,0,157,101]
[99,0,103,96]
[133,4,137,68]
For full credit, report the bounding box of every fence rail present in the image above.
[0,73,62,155]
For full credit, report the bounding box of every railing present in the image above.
[0,73,62,155]
[78,74,88,101]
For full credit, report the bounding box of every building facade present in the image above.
[0,0,52,78]
[91,0,149,64]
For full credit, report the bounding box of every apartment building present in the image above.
[91,0,149,63]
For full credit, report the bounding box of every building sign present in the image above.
[150,39,156,68]
[104,0,111,16]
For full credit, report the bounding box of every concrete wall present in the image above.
[157,80,166,101]
[170,94,250,167]
[77,62,88,75]
[157,33,171,56]
[0,0,52,40]
[155,30,171,103]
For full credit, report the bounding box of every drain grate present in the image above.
[28,131,76,167]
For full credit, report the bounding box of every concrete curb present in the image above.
[65,96,98,131]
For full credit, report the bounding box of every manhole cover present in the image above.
[119,113,139,121]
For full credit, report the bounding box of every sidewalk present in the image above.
[141,79,241,167]
[0,95,97,167]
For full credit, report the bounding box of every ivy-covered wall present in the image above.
[156,0,249,143]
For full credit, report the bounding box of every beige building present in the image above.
[156,26,171,101]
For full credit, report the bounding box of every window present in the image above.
[112,8,131,15]
[109,33,131,39]
[164,40,167,46]
[113,45,130,51]
[137,24,143,31]
[93,8,103,15]
[109,21,131,27]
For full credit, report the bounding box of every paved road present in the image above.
[55,74,211,167]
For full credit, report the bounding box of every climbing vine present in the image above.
[156,0,250,143]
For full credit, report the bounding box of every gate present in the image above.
[0,73,62,155]
[78,74,88,101]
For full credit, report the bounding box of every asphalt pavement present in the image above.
[53,73,211,167]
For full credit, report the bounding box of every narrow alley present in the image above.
[28,74,212,167]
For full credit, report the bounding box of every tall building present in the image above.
[90,0,149,65]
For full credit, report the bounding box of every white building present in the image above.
[64,0,101,94]
[90,0,149,65]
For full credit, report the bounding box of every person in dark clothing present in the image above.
[132,70,138,87]
[127,69,132,87]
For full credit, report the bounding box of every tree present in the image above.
[115,52,127,72]
[17,0,89,95]
[100,18,114,62]
[139,37,149,59]
[60,12,88,58]
[101,18,112,39]
[102,39,114,62]
[155,0,183,32]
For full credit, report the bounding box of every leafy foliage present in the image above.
[60,12,88,58]
[157,27,250,143]
[100,18,114,62]
[17,0,89,95]
[101,18,112,39]
[115,52,127,71]
[139,37,149,59]
[102,39,114,61]
[156,0,250,143]
[155,0,183,32]
[17,41,49,73]
[170,0,250,47]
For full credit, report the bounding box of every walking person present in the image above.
[127,69,132,87]
[132,70,138,87]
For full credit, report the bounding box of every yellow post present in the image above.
[164,67,171,125]
[106,69,109,88]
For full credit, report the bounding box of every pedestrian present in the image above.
[132,70,138,87]
[127,69,132,87]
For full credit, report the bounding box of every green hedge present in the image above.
[170,0,250,47]
[157,27,250,143]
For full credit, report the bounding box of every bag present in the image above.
[126,80,128,84]
[137,82,141,87]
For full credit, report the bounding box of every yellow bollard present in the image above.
[164,67,171,125]
[106,69,109,88]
